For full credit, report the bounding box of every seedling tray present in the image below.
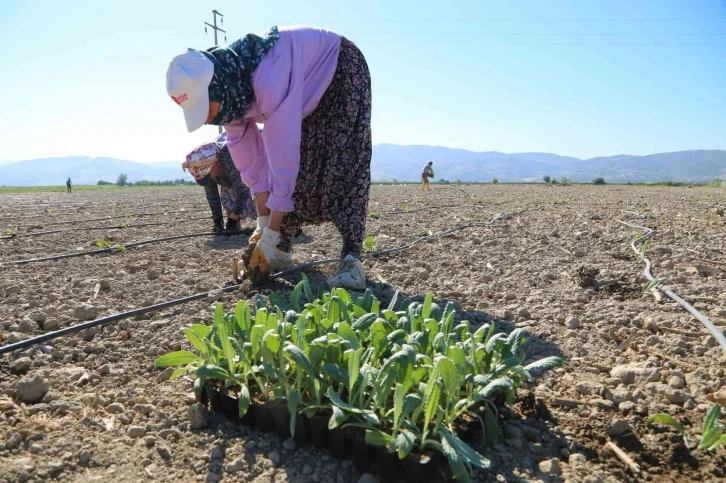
[203,386,443,481]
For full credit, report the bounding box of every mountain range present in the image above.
[1,146,725,186]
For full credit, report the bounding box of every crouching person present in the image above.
[183,133,257,233]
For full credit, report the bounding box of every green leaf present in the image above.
[702,404,721,436]
[435,357,459,399]
[154,350,198,368]
[483,405,499,444]
[393,383,405,431]
[329,405,348,429]
[182,324,212,360]
[193,376,205,401]
[423,381,441,432]
[647,413,687,441]
[391,429,417,459]
[189,323,211,339]
[348,348,362,392]
[234,301,252,333]
[238,385,251,418]
[301,273,314,305]
[327,387,379,424]
[169,367,192,381]
[422,293,433,319]
[387,291,400,311]
[321,363,348,386]
[284,343,317,379]
[439,432,469,482]
[699,427,724,451]
[287,389,300,437]
[352,313,378,331]
[365,430,392,447]
[338,322,361,350]
[195,364,232,381]
[474,378,514,404]
[263,330,281,354]
[440,427,491,470]
[706,434,726,451]
[524,356,565,374]
[217,312,236,373]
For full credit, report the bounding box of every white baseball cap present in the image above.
[166,49,215,133]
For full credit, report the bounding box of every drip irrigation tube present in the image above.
[3,229,253,265]
[382,204,487,215]
[0,209,525,355]
[618,217,726,355]
[0,216,212,240]
[37,209,210,228]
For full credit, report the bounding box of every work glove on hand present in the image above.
[243,227,294,283]
[250,216,269,243]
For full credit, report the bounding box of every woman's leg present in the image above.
[277,212,303,252]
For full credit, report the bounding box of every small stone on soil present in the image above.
[188,403,210,429]
[11,357,33,374]
[225,459,244,473]
[17,375,48,403]
[538,458,562,475]
[127,426,146,438]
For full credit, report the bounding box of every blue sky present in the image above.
[0,0,724,163]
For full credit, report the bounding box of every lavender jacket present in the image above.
[225,27,341,213]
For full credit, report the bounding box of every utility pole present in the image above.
[205,10,226,134]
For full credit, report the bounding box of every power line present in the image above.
[242,15,726,25]
[345,31,726,37]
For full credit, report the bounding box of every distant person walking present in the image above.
[66,178,72,194]
[183,133,257,233]
[421,162,434,191]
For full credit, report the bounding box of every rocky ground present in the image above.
[1,184,725,483]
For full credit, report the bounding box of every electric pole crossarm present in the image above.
[204,22,226,34]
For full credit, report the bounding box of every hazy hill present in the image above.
[0,157,182,186]
[371,145,726,183]
[1,147,724,186]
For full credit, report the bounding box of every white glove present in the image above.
[250,215,269,243]
[254,227,280,264]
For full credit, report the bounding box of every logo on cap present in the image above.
[171,93,189,105]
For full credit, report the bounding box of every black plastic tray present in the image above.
[203,385,443,481]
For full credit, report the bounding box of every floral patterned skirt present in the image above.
[277,37,372,257]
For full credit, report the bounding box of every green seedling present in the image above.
[95,240,126,252]
[647,413,688,443]
[699,404,726,451]
[648,404,726,452]
[642,277,667,294]
[155,283,565,481]
[639,240,650,258]
[363,235,380,254]
[369,211,379,219]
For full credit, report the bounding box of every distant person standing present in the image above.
[66,177,72,194]
[421,161,434,191]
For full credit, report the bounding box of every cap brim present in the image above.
[183,90,210,133]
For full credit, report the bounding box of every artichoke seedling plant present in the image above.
[155,278,565,481]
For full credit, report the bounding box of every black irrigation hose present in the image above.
[0,216,212,239]
[0,203,208,223]
[3,230,253,265]
[0,209,526,355]
[38,209,210,228]
[0,285,245,355]
[618,216,726,354]
[382,204,488,215]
